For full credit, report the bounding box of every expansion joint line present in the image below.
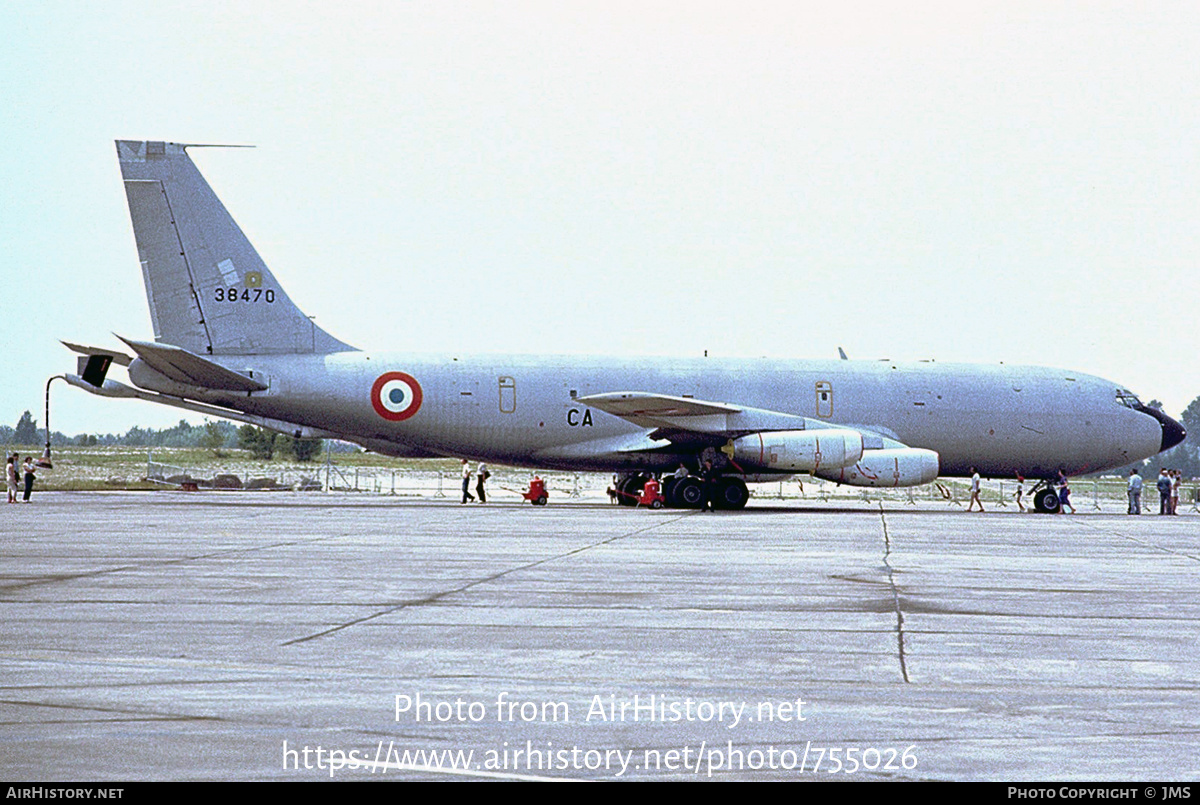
[0,537,342,594]
[1066,518,1200,564]
[879,503,911,683]
[282,513,695,645]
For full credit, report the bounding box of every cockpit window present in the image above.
[1116,389,1142,409]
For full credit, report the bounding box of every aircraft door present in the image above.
[815,381,833,418]
[499,376,516,413]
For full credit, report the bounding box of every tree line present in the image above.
[1,412,327,462]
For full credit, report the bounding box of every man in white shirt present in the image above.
[476,462,488,503]
[966,467,984,512]
[461,459,474,504]
[1127,469,1143,515]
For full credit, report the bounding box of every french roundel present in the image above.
[371,372,423,422]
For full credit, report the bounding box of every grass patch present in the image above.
[12,445,467,492]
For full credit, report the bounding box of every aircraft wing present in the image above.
[575,392,743,432]
[578,390,940,486]
[577,391,813,436]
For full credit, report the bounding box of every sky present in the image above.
[2,1,1198,438]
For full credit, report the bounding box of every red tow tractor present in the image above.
[523,476,549,506]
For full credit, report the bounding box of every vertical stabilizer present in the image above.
[117,140,354,355]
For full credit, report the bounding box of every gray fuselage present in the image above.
[177,351,1164,479]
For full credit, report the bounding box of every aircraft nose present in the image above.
[1160,413,1187,452]
[1137,404,1187,452]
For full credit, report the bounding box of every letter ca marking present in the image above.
[566,408,593,427]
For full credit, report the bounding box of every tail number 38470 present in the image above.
[214,288,276,303]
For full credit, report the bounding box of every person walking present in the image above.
[460,459,475,504]
[1057,472,1075,514]
[475,462,489,504]
[966,467,984,512]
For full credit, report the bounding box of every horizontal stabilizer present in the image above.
[61,341,134,366]
[117,336,267,392]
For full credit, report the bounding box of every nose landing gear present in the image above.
[1029,481,1061,514]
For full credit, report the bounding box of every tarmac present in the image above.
[1,491,1197,781]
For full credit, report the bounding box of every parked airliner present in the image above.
[62,141,1184,510]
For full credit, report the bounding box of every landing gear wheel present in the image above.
[617,474,650,507]
[1033,487,1060,513]
[716,478,749,510]
[674,477,704,508]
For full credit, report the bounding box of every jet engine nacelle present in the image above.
[814,447,940,488]
[731,429,865,473]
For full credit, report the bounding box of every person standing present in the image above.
[700,459,719,512]
[6,455,17,504]
[1014,474,1026,513]
[1157,468,1172,515]
[22,456,35,502]
[475,462,489,504]
[460,459,474,504]
[1127,469,1143,515]
[1170,470,1181,515]
[966,467,984,512]
[606,474,620,504]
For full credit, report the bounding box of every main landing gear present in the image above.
[617,472,749,510]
